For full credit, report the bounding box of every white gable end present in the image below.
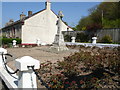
[22,9,72,44]
[21,1,73,44]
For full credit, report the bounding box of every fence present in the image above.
[0,48,40,89]
[96,28,120,43]
[63,28,120,43]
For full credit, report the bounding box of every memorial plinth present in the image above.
[50,11,68,52]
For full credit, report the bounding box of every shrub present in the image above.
[100,35,112,43]
[37,47,120,88]
[76,33,89,42]
[64,34,72,42]
[2,38,22,45]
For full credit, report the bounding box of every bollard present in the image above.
[0,48,7,67]
[92,37,97,44]
[36,39,41,46]
[15,56,40,88]
[12,40,17,47]
[71,37,76,43]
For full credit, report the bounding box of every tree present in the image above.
[76,16,93,30]
[76,2,120,30]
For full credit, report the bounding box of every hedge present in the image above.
[76,33,89,42]
[2,38,22,45]
[64,34,72,42]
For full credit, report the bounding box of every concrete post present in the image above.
[92,37,97,44]
[0,48,7,67]
[71,37,75,43]
[15,56,40,88]
[36,39,41,46]
[12,40,17,47]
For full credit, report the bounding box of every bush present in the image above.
[38,47,120,88]
[2,38,22,45]
[76,33,89,42]
[100,35,112,43]
[64,35,72,42]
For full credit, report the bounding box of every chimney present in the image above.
[20,12,26,20]
[45,1,51,10]
[9,19,14,23]
[28,11,32,17]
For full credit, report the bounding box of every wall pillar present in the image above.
[15,56,40,88]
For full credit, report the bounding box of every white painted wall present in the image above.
[22,8,73,44]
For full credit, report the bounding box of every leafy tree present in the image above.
[76,2,120,31]
[76,16,93,31]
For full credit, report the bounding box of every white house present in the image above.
[2,1,73,45]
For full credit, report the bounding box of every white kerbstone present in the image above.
[41,42,46,46]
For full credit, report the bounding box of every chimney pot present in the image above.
[20,13,26,20]
[28,11,32,17]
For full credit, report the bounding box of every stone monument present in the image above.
[50,11,68,51]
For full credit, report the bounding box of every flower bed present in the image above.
[37,46,120,88]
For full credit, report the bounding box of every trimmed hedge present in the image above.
[2,38,22,45]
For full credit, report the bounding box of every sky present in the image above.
[1,2,101,27]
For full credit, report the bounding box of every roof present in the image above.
[2,9,46,29]
[2,8,73,30]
